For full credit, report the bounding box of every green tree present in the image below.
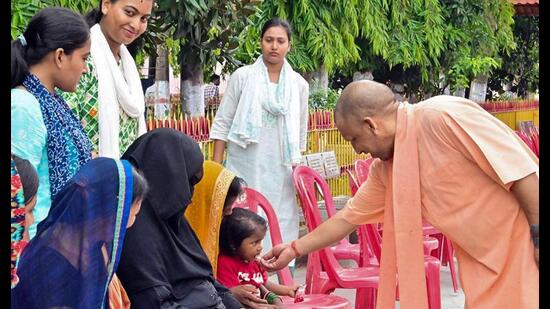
[488,16,538,99]
[336,0,516,101]
[11,0,97,39]
[435,0,516,97]
[149,0,261,116]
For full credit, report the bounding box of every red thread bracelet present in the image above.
[290,240,301,258]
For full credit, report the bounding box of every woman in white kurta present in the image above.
[210,18,309,265]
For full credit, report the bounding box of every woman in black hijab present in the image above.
[116,128,243,309]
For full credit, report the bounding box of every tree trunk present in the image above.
[454,87,466,98]
[180,59,204,117]
[352,70,373,81]
[308,64,329,94]
[155,46,169,82]
[468,75,488,103]
[144,46,170,119]
[148,54,157,80]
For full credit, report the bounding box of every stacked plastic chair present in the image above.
[294,165,443,308]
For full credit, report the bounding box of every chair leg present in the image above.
[445,238,459,293]
[355,288,376,309]
[426,259,441,309]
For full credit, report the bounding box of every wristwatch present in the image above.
[530,224,539,248]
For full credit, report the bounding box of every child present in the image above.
[11,154,39,289]
[12,155,39,242]
[217,208,299,308]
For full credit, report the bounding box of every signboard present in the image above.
[321,151,340,179]
[305,153,326,178]
[300,151,341,179]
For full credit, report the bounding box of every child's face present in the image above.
[126,199,143,228]
[23,196,37,242]
[237,227,266,262]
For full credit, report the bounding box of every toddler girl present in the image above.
[217,208,298,308]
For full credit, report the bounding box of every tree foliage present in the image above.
[488,16,538,98]
[149,0,261,79]
[346,0,517,98]
[357,0,445,80]
[11,0,97,39]
[435,0,516,93]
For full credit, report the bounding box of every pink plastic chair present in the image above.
[516,130,539,157]
[430,234,459,293]
[354,159,440,257]
[294,166,442,309]
[361,159,455,293]
[345,168,360,196]
[234,188,352,309]
[354,158,374,185]
[293,167,382,309]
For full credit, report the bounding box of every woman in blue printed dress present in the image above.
[11,7,92,239]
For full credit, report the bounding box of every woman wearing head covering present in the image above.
[185,160,245,275]
[117,128,243,309]
[11,157,26,289]
[11,158,148,308]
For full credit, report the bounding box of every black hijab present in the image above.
[116,128,212,298]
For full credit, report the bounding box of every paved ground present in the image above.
[271,260,465,308]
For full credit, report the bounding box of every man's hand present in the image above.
[230,285,276,309]
[281,283,300,297]
[259,244,295,272]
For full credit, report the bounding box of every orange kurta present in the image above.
[342,96,539,308]
[109,274,131,309]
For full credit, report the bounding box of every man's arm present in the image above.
[510,172,539,226]
[261,211,357,271]
[510,172,539,267]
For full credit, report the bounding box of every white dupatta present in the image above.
[227,56,302,165]
[90,24,146,158]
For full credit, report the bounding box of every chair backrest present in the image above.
[345,169,360,196]
[292,166,349,285]
[233,187,294,286]
[354,158,374,185]
[516,130,539,158]
[359,224,382,263]
[351,159,384,264]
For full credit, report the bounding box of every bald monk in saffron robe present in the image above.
[260,80,538,308]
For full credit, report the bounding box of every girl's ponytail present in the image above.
[11,37,29,88]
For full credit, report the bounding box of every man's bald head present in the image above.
[335,80,397,122]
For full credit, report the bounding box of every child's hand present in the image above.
[230,284,268,309]
[283,284,301,297]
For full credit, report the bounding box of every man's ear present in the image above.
[363,117,378,132]
[53,48,65,69]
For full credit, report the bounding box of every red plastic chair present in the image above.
[345,168,360,196]
[294,166,442,309]
[516,130,539,158]
[293,166,387,309]
[354,158,374,185]
[354,159,440,258]
[234,188,352,309]
[294,170,364,267]
[430,234,459,293]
